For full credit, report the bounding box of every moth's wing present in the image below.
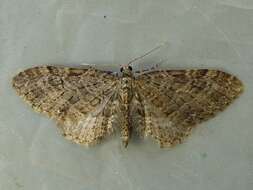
[12,66,119,146]
[134,69,243,147]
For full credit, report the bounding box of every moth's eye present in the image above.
[120,67,123,72]
[128,66,133,71]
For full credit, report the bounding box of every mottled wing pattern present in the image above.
[134,69,243,147]
[12,66,119,146]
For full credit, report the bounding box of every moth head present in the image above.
[120,65,133,77]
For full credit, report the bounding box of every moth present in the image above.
[12,61,243,148]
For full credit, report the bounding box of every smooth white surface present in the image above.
[0,0,253,189]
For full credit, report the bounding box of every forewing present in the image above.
[134,69,243,147]
[12,66,119,146]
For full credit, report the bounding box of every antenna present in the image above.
[80,62,120,67]
[127,42,169,66]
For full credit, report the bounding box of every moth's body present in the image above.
[118,67,134,147]
[12,64,243,148]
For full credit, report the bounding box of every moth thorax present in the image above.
[121,77,131,84]
[120,77,133,104]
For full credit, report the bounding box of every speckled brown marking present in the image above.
[134,69,243,147]
[12,66,243,148]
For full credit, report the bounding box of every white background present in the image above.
[0,0,252,189]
